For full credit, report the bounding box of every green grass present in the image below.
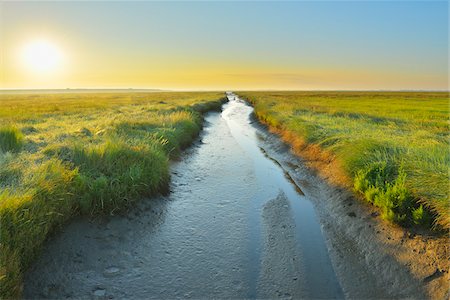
[238,91,449,229]
[0,127,24,153]
[0,91,225,298]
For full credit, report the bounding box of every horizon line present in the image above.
[1,88,449,93]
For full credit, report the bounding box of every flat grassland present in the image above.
[238,91,449,230]
[0,91,224,298]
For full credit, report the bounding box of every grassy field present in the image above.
[238,91,449,230]
[0,91,225,298]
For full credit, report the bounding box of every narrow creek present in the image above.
[24,94,344,299]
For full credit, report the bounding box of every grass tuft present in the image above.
[0,127,24,153]
[71,140,169,214]
[0,159,77,298]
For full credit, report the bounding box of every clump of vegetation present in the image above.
[0,126,24,153]
[238,91,449,229]
[71,140,169,214]
[354,162,431,226]
[1,159,78,298]
[0,91,225,298]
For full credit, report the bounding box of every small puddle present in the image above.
[24,93,343,299]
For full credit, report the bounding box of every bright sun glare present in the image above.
[21,39,63,74]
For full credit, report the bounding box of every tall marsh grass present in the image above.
[0,127,24,153]
[239,91,449,229]
[0,91,225,298]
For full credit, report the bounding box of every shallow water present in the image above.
[24,94,343,299]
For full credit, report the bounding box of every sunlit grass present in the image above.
[238,91,449,229]
[0,91,225,298]
[0,127,24,153]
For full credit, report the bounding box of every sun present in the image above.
[21,39,63,74]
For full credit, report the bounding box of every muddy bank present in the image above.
[251,110,450,299]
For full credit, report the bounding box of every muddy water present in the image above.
[24,94,343,299]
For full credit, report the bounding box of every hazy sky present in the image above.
[1,1,448,90]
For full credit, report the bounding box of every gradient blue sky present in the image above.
[1,1,448,90]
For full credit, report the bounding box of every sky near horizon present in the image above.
[1,1,448,90]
